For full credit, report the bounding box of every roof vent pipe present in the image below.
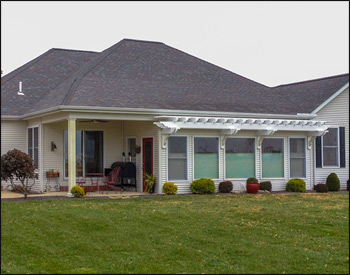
[18,81,24,96]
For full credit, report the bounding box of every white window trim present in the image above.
[321,126,340,168]
[126,136,137,162]
[193,136,220,180]
[288,136,307,179]
[27,125,39,170]
[224,136,257,180]
[166,135,189,182]
[261,137,286,180]
[63,129,104,180]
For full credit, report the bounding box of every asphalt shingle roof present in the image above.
[273,74,349,113]
[1,39,349,117]
[1,49,98,116]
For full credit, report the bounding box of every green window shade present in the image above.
[262,153,284,178]
[194,137,218,179]
[194,153,219,179]
[225,137,255,178]
[226,153,255,178]
[262,139,284,178]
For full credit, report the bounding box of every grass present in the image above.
[1,193,349,274]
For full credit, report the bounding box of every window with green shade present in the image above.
[226,138,255,178]
[262,139,284,178]
[194,137,219,179]
[289,138,306,178]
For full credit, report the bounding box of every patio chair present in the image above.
[103,167,122,194]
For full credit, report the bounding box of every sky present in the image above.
[1,1,349,87]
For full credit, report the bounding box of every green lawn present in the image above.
[1,193,349,274]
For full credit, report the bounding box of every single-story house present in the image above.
[1,39,349,193]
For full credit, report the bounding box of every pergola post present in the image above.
[68,118,76,192]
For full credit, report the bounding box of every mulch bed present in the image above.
[1,196,109,202]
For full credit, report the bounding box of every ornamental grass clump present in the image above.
[71,185,85,198]
[218,181,233,193]
[190,178,215,194]
[162,182,178,195]
[326,173,340,191]
[286,178,306,192]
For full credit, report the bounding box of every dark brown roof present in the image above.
[1,39,349,117]
[274,74,349,113]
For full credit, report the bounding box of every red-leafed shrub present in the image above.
[1,149,38,199]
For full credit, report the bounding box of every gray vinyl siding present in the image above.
[313,88,349,189]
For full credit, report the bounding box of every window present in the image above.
[194,137,219,179]
[262,139,284,178]
[64,130,103,177]
[168,137,187,180]
[226,138,255,178]
[322,128,339,167]
[127,137,137,163]
[289,138,306,178]
[28,127,39,169]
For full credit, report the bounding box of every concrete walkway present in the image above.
[1,190,146,200]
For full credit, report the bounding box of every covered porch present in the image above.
[34,111,161,194]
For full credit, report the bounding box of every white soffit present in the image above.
[154,116,328,133]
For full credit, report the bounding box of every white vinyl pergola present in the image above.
[154,116,329,150]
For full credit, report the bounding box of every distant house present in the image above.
[1,39,349,193]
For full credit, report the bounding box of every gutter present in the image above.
[1,105,317,121]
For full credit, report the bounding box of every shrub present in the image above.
[162,182,178,195]
[315,183,328,193]
[71,185,85,198]
[219,181,233,193]
[1,149,38,199]
[326,173,340,191]
[246,177,259,184]
[286,179,306,192]
[144,172,156,194]
[259,181,272,191]
[190,178,215,194]
[347,179,350,191]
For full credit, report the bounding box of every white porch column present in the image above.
[68,118,76,192]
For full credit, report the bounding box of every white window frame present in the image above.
[193,136,220,180]
[261,137,286,180]
[224,136,257,180]
[63,129,104,180]
[288,136,307,179]
[166,135,189,182]
[321,127,340,168]
[27,125,39,170]
[126,136,137,162]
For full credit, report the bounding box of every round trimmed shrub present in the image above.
[162,182,178,195]
[219,181,233,193]
[71,185,85,198]
[315,183,328,193]
[326,173,340,191]
[190,178,215,194]
[259,181,272,191]
[246,177,259,184]
[286,179,306,192]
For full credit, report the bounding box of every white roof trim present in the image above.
[154,116,328,134]
[1,105,317,120]
[311,82,349,114]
